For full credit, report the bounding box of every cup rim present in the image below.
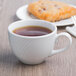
[8,19,57,39]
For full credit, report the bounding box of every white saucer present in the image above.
[16,4,76,26]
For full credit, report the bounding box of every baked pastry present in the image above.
[28,0,76,22]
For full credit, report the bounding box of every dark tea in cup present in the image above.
[13,26,52,36]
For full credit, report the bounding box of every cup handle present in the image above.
[51,32,72,55]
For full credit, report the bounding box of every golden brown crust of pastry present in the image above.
[28,0,76,22]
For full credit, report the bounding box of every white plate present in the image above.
[16,4,76,26]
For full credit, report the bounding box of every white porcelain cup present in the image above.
[8,20,72,64]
